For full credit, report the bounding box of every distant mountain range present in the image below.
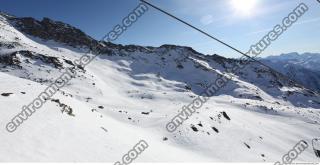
[265,52,320,71]
[262,53,320,92]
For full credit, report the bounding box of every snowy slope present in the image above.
[0,13,320,162]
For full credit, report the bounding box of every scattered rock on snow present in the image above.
[191,125,198,132]
[244,143,251,149]
[1,93,13,96]
[211,127,219,133]
[141,112,150,115]
[222,111,231,120]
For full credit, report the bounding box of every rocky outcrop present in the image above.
[0,50,63,69]
[2,13,96,48]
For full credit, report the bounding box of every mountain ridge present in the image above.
[263,53,320,93]
[0,12,319,162]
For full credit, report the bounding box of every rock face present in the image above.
[2,13,96,48]
[0,52,21,67]
[0,50,63,69]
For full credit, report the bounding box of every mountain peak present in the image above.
[0,11,15,19]
[4,14,96,48]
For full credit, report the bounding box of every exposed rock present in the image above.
[222,111,231,121]
[5,15,96,48]
[191,125,199,132]
[141,112,150,115]
[1,93,13,96]
[244,143,251,149]
[211,127,219,133]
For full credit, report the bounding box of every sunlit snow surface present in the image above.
[0,15,319,162]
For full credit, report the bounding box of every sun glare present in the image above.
[230,0,257,16]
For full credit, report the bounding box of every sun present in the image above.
[230,0,258,16]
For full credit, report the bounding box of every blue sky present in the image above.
[0,0,319,58]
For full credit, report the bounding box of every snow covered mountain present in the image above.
[0,13,319,162]
[263,53,320,93]
[265,52,320,72]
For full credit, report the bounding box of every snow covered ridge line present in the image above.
[274,140,309,165]
[72,3,148,69]
[165,3,309,133]
[5,3,148,133]
[114,140,148,165]
[74,2,148,68]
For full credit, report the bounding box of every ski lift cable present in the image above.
[140,0,320,96]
